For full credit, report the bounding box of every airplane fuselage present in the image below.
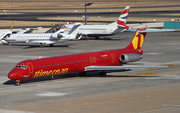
[8,48,142,80]
[64,6,130,38]
[79,24,125,37]
[8,28,151,86]
[64,23,125,37]
[5,33,63,44]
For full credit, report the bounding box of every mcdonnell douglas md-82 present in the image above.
[5,23,82,47]
[8,28,169,86]
[64,6,130,39]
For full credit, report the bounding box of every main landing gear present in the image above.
[99,71,107,77]
[79,72,86,76]
[39,43,44,48]
[15,80,20,86]
[49,44,54,47]
[95,36,100,40]
[79,71,107,77]
[8,42,12,46]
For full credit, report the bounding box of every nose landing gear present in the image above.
[15,80,20,86]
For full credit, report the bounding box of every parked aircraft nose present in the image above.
[8,71,18,80]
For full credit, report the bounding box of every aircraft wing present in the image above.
[16,28,31,34]
[117,25,129,31]
[85,65,168,71]
[117,25,126,28]
[26,40,55,44]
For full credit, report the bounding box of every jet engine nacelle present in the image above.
[120,54,143,63]
[51,33,63,38]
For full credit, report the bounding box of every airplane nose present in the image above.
[8,72,18,80]
[8,73,15,80]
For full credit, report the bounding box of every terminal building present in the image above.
[164,20,180,29]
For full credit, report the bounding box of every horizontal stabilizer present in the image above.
[117,25,126,28]
[138,29,175,33]
[117,25,129,30]
[85,65,168,71]
[128,28,175,33]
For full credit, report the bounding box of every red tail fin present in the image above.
[126,28,147,50]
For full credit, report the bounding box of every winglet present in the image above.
[117,6,130,26]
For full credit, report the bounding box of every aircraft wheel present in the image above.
[79,72,86,76]
[15,80,20,86]
[99,71,106,77]
[76,34,80,38]
[50,44,54,47]
[95,36,100,40]
[8,42,12,46]
[40,43,44,48]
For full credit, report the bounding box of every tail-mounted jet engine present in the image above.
[120,54,143,63]
[51,33,63,38]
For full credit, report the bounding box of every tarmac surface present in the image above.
[0,31,180,113]
[1,4,180,29]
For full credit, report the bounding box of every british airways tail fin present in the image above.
[126,28,147,50]
[117,6,130,26]
[109,6,130,27]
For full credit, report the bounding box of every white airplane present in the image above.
[5,23,82,47]
[64,6,130,39]
[0,30,12,44]
[0,28,32,44]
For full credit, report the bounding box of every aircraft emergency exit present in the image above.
[8,28,170,86]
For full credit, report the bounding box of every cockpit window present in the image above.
[16,64,27,69]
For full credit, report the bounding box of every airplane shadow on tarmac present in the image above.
[3,70,159,85]
[2,37,124,49]
[22,45,70,49]
[81,37,125,41]
[6,43,71,49]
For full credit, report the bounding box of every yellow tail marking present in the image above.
[140,34,144,48]
[132,32,144,50]
[132,32,139,49]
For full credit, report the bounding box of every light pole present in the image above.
[84,2,93,24]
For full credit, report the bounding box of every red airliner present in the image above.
[8,28,166,86]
